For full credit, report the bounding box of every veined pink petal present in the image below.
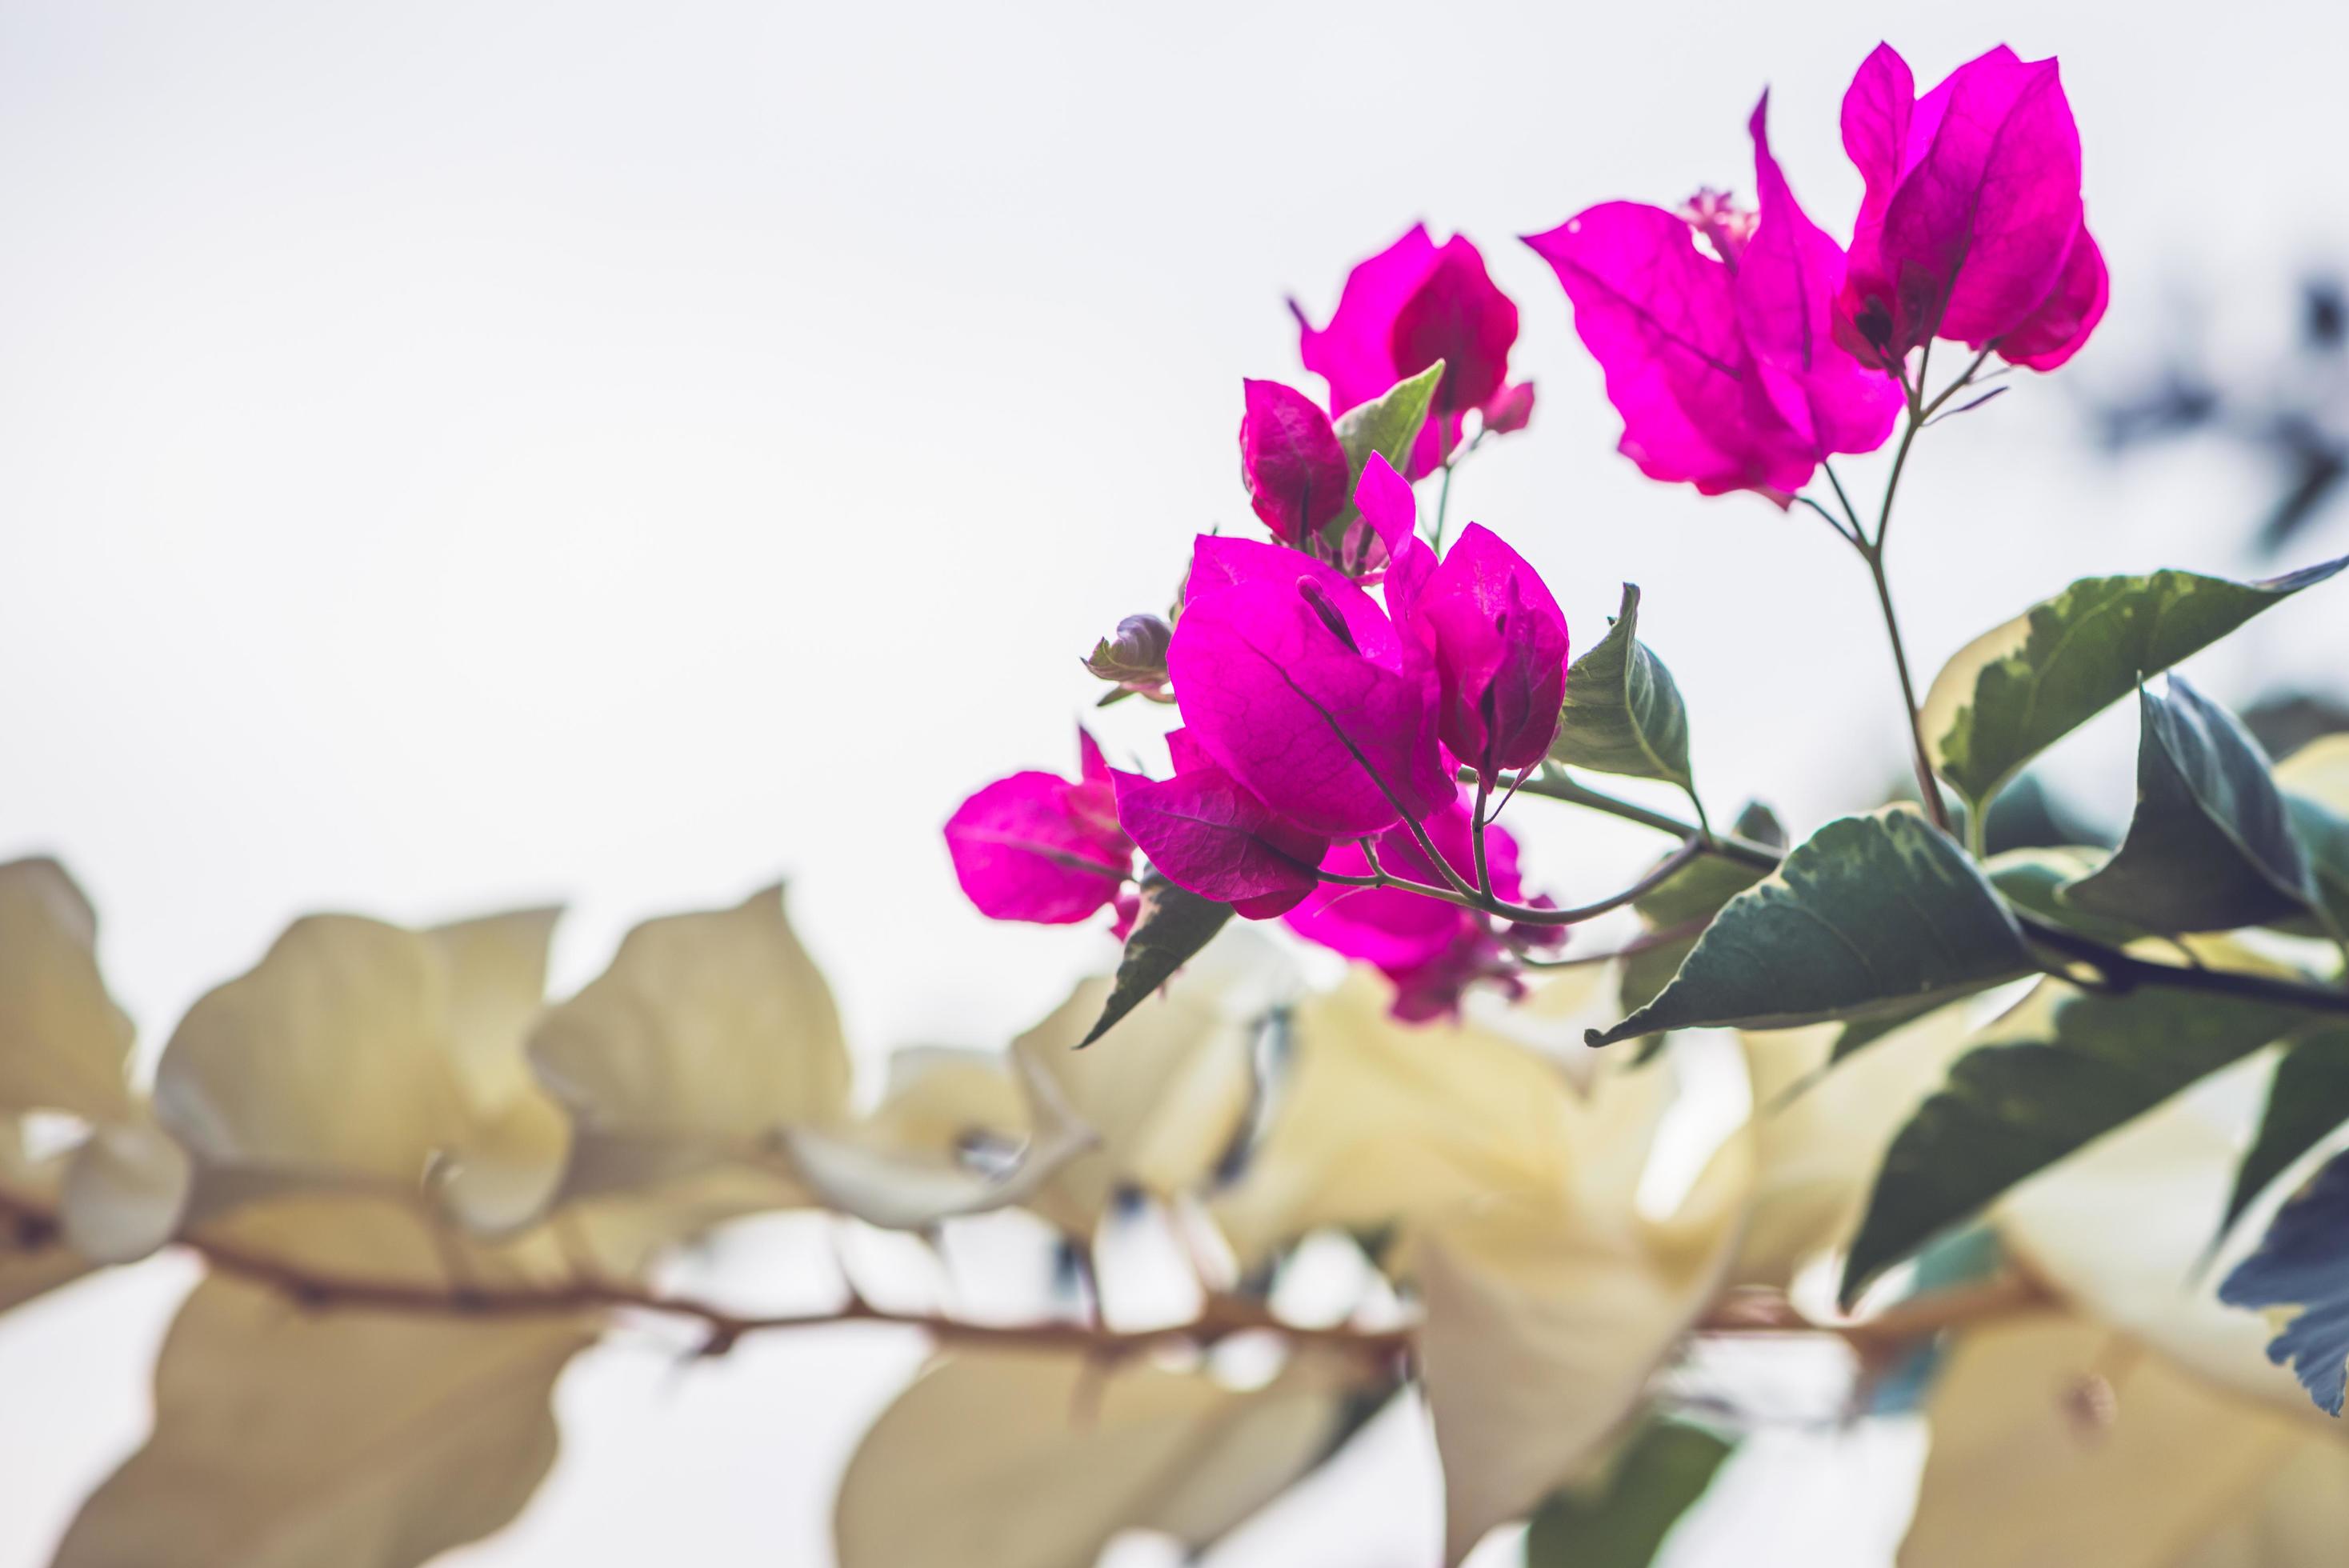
[1410,524,1571,774]
[1526,202,1813,496]
[1167,575,1447,838]
[1390,236,1520,417]
[1112,766,1326,918]
[1740,94,1903,457]
[1998,224,2108,370]
[945,771,1132,924]
[1239,378,1351,546]
[1880,50,2083,348]
[1295,224,1439,418]
[1840,44,1916,206]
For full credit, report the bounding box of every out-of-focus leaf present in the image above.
[2171,1435,2349,1568]
[0,1123,90,1313]
[1208,971,1579,1270]
[154,906,576,1242]
[1523,1420,1733,1568]
[832,1350,1363,1568]
[2063,679,2319,932]
[1901,1314,2311,1568]
[1080,872,1234,1047]
[1843,975,2307,1307]
[1995,1069,2311,1412]
[0,857,134,1123]
[2246,694,2349,768]
[1011,929,1291,1228]
[62,1114,193,1264]
[1923,555,2349,817]
[1413,1077,1751,1567]
[1734,1003,1979,1289]
[778,1050,1095,1230]
[2220,1147,2349,1414]
[532,886,847,1205]
[1587,810,2031,1047]
[1548,585,1694,793]
[52,1274,592,1568]
[2224,1027,2349,1241]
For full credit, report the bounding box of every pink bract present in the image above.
[943,730,1134,925]
[1238,378,1351,548]
[1110,729,1328,919]
[1838,43,2103,368]
[1168,530,1451,838]
[1292,226,1534,478]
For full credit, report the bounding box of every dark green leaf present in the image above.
[1842,986,2306,1306]
[1615,804,1784,1044]
[2223,1026,2349,1238]
[1549,585,1695,793]
[2218,1148,2349,1414]
[1587,810,2032,1048]
[2283,794,2349,937]
[1924,555,2347,816]
[1523,1420,1732,1568]
[2062,678,2317,933]
[1078,872,1232,1047]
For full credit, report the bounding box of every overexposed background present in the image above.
[2,1,2344,1563]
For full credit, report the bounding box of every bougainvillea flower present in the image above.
[1524,96,1900,499]
[1291,226,1532,478]
[1838,43,2104,369]
[944,730,1134,924]
[1111,730,1329,918]
[1284,794,1550,1018]
[1168,534,1448,838]
[1238,378,1351,548]
[1407,524,1571,778]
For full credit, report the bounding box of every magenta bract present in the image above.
[1168,532,1449,839]
[1110,730,1329,919]
[1283,794,1543,1018]
[1409,524,1572,776]
[1525,96,1899,501]
[944,730,1134,925]
[1238,378,1351,548]
[1838,43,2103,368]
[1292,226,1533,478]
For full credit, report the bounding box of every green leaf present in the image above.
[1523,1420,1733,1568]
[1924,555,2348,816]
[1333,361,1443,482]
[2283,794,2349,937]
[2061,678,2318,933]
[1549,585,1695,793]
[1982,846,2144,948]
[2223,1026,2349,1238]
[1587,810,2032,1048]
[1615,803,1783,1041]
[1841,985,2307,1306]
[1079,871,1233,1047]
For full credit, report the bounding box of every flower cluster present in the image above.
[1526,44,2102,501]
[950,40,2107,1020]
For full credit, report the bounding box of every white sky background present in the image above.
[2,1,2346,1563]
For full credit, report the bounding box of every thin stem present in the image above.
[0,1190,2041,1359]
[1431,461,1457,553]
[1823,461,1867,540]
[1519,918,1708,970]
[1860,537,1951,834]
[1523,768,2349,1020]
[1314,825,1707,928]
[1471,772,1495,897]
[1795,494,1859,546]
